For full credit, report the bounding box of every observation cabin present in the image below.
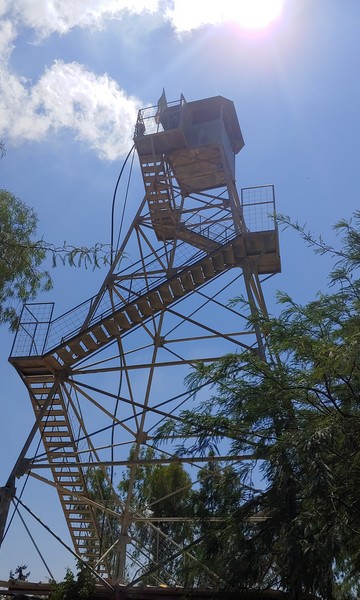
[134,92,244,194]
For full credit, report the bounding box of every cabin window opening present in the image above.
[192,105,220,125]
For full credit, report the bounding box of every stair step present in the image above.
[152,183,169,192]
[42,420,68,428]
[179,272,195,291]
[92,325,110,344]
[191,266,205,284]
[114,313,131,330]
[30,386,56,395]
[211,252,226,272]
[102,318,120,336]
[34,395,61,403]
[158,284,174,304]
[169,278,185,298]
[142,165,160,174]
[53,466,82,472]
[202,258,216,278]
[59,487,85,494]
[47,442,75,448]
[56,347,75,364]
[67,341,87,358]
[147,292,164,310]
[136,298,154,317]
[37,410,64,417]
[81,333,98,351]
[64,509,94,516]
[47,450,77,458]
[43,432,71,438]
[54,471,84,482]
[124,305,142,324]
[113,312,132,330]
[36,408,63,417]
[114,313,131,329]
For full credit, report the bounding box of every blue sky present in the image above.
[1,0,360,583]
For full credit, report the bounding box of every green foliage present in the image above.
[84,468,121,575]
[185,461,247,586]
[0,189,51,329]
[0,189,110,329]
[50,564,95,600]
[156,212,360,598]
[119,446,194,585]
[119,447,192,523]
[9,564,30,581]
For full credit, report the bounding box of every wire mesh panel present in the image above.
[241,185,276,232]
[10,303,54,357]
[134,96,187,137]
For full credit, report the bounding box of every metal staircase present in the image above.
[11,222,278,384]
[28,379,106,563]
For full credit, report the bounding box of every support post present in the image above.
[0,478,16,546]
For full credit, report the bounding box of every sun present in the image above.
[227,0,284,29]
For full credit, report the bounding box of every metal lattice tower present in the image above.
[0,93,280,586]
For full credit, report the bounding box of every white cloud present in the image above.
[32,61,140,160]
[165,0,285,33]
[1,0,277,160]
[0,0,148,160]
[165,1,223,33]
[0,52,141,159]
[5,0,161,38]
[0,18,16,58]
[2,0,258,39]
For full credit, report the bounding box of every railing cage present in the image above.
[134,94,187,137]
[10,302,54,358]
[241,184,276,233]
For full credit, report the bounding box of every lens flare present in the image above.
[228,0,284,29]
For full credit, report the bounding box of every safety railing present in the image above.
[134,94,187,138]
[241,184,276,232]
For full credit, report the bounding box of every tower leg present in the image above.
[0,478,16,546]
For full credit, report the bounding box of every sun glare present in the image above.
[228,0,284,29]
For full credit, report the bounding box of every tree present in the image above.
[156,212,360,599]
[118,446,194,585]
[9,564,30,581]
[184,460,247,586]
[84,468,121,576]
[0,189,109,329]
[50,563,95,600]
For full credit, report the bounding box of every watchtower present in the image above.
[1,92,280,586]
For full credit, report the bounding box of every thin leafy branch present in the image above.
[0,189,110,329]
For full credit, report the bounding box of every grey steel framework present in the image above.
[1,94,280,586]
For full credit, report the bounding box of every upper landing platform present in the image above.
[133,93,245,192]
